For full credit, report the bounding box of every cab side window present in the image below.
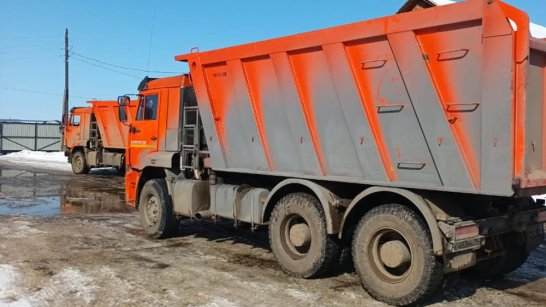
[70,115,80,126]
[137,94,158,120]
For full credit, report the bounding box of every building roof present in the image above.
[398,0,546,38]
[397,0,454,13]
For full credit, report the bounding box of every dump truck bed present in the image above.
[177,0,546,197]
[88,101,129,150]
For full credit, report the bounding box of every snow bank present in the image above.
[0,150,71,172]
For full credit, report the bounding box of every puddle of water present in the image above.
[0,166,131,217]
[0,196,60,217]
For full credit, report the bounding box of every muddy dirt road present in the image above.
[0,162,545,306]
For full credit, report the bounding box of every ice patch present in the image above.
[0,150,70,172]
[202,298,239,307]
[0,264,30,306]
[0,265,17,297]
[2,221,46,238]
[285,288,319,302]
[30,267,96,304]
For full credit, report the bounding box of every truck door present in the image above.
[65,113,81,148]
[128,93,160,167]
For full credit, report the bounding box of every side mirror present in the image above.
[118,95,130,106]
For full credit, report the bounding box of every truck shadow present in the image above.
[426,242,546,305]
[171,220,545,303]
[173,219,378,277]
[177,219,271,250]
[88,167,122,176]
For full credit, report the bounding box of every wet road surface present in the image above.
[0,162,544,306]
[0,165,128,216]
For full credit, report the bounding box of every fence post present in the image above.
[34,123,38,151]
[0,122,3,155]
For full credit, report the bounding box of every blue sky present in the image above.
[0,0,544,121]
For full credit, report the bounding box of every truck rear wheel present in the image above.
[269,193,340,279]
[71,151,90,174]
[138,179,179,239]
[352,204,444,306]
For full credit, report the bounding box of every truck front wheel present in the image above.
[71,151,90,174]
[352,204,444,306]
[269,192,340,279]
[138,179,179,239]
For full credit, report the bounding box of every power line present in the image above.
[0,86,94,100]
[0,34,59,40]
[146,0,158,74]
[70,55,142,79]
[0,41,64,50]
[0,48,64,55]
[70,50,177,74]
[0,55,63,61]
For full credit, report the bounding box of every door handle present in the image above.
[130,126,141,133]
[151,136,157,141]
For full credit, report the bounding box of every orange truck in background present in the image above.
[63,100,134,174]
[119,1,546,305]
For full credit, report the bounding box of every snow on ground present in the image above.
[0,151,70,172]
[0,264,17,296]
[29,267,97,304]
[0,264,95,306]
[0,264,30,306]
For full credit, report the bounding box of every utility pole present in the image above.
[60,28,69,151]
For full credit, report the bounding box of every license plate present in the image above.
[452,237,482,252]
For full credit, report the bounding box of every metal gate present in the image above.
[0,120,61,154]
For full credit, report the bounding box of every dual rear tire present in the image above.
[269,195,443,306]
[352,204,444,306]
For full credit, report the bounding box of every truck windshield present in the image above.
[136,94,158,120]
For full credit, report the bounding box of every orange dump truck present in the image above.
[120,0,546,304]
[64,100,133,174]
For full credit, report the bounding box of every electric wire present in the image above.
[0,48,64,55]
[0,55,63,61]
[69,50,177,74]
[70,55,142,79]
[146,0,158,74]
[0,86,94,100]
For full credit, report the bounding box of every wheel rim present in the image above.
[280,214,312,259]
[367,228,413,283]
[144,195,160,227]
[73,155,83,171]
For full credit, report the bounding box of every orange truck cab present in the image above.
[64,100,135,174]
[121,1,546,305]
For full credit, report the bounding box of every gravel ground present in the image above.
[0,162,544,306]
